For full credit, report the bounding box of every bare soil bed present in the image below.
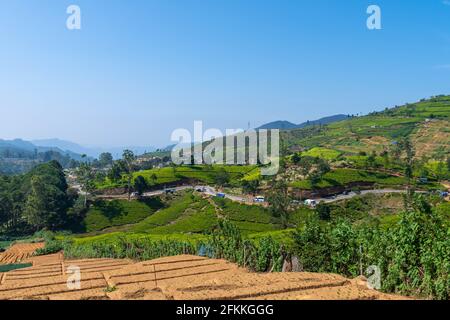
[0,243,44,265]
[0,244,406,300]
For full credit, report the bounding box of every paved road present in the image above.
[143,186,194,197]
[143,185,418,205]
[83,179,429,205]
[316,189,415,204]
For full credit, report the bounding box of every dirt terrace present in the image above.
[0,243,44,265]
[0,244,405,300]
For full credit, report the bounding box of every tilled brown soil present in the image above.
[0,243,44,265]
[0,246,406,300]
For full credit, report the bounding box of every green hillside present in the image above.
[132,192,283,236]
[96,165,260,190]
[283,95,450,158]
[80,198,164,233]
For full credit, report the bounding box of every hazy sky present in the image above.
[1,0,450,147]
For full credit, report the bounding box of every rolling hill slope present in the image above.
[282,95,450,158]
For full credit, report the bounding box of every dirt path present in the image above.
[0,245,407,300]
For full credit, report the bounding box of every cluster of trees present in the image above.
[0,161,76,235]
[79,150,138,201]
[291,154,331,186]
[80,152,114,170]
[292,192,449,299]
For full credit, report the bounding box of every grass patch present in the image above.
[82,198,164,233]
[213,197,278,224]
[302,147,342,161]
[132,193,195,232]
[149,206,218,234]
[70,232,208,245]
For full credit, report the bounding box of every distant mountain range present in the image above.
[31,139,156,159]
[0,138,158,174]
[0,138,156,161]
[257,114,349,130]
[0,139,86,161]
[0,139,91,174]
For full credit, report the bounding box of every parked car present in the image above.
[304,199,317,207]
[216,193,226,198]
[253,196,265,203]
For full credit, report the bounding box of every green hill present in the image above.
[283,95,450,159]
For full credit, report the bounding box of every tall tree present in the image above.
[267,180,291,228]
[23,175,68,230]
[241,179,260,195]
[108,160,125,182]
[399,138,415,186]
[76,158,95,208]
[98,152,113,168]
[134,175,148,196]
[0,189,12,230]
[122,150,136,201]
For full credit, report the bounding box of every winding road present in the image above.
[141,185,420,205]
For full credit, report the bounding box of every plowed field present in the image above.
[0,243,44,265]
[0,244,406,300]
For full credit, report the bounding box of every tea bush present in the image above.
[292,204,449,299]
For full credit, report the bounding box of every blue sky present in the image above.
[1,0,450,147]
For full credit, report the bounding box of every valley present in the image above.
[1,96,449,300]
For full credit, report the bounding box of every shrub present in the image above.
[292,205,449,299]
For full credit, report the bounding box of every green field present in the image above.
[132,193,195,232]
[132,192,284,236]
[81,198,164,233]
[301,147,342,160]
[73,190,294,238]
[69,231,207,246]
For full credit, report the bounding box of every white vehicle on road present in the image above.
[304,199,317,208]
[253,196,265,203]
